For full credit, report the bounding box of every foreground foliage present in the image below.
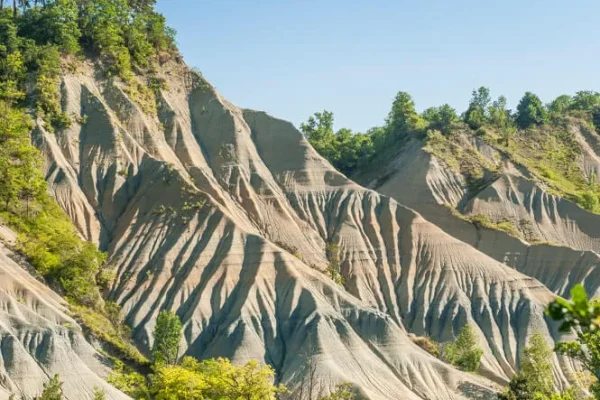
[546,285,600,399]
[497,285,600,400]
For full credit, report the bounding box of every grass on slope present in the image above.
[445,205,520,238]
[1,198,148,366]
[481,115,600,213]
[70,304,148,365]
[424,129,499,193]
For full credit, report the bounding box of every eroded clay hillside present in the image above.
[354,128,600,300]
[33,60,584,399]
[0,228,128,400]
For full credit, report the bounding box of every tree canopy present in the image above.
[516,92,548,129]
[152,310,183,366]
[441,324,483,372]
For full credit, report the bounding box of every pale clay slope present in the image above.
[0,234,129,400]
[32,61,579,398]
[361,136,600,299]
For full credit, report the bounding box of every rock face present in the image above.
[32,61,582,399]
[0,232,129,400]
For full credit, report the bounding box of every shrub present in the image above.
[579,191,600,212]
[325,242,344,285]
[35,374,63,400]
[317,383,355,400]
[441,324,483,372]
[92,387,106,400]
[410,335,440,357]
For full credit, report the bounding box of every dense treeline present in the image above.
[0,0,176,310]
[302,88,600,212]
[0,0,178,367]
[0,0,176,127]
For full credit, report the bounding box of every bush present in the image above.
[14,201,107,307]
[35,374,63,400]
[441,324,483,372]
[410,335,440,357]
[93,387,106,400]
[318,383,355,400]
[579,191,600,213]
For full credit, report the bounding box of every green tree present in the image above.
[0,11,20,55]
[548,95,572,114]
[592,107,600,134]
[150,357,285,400]
[35,374,63,400]
[18,0,81,54]
[546,284,600,399]
[441,324,483,372]
[516,92,548,129]
[301,110,337,162]
[385,91,426,139]
[332,128,374,176]
[422,104,458,135]
[520,334,553,397]
[463,87,491,129]
[570,91,600,111]
[488,95,512,129]
[152,310,182,365]
[0,50,25,105]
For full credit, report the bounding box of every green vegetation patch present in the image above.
[423,129,499,192]
[303,87,600,214]
[481,116,600,213]
[70,304,148,365]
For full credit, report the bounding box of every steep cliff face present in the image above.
[32,60,582,399]
[0,229,128,400]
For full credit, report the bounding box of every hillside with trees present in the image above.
[302,88,600,214]
[1,1,599,400]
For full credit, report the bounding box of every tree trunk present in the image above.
[12,0,16,18]
[0,1,4,11]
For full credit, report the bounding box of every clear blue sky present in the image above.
[157,0,600,132]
